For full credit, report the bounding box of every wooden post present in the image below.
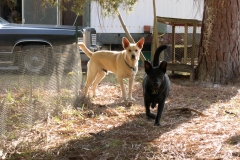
[191,23,197,66]
[172,25,175,63]
[184,24,188,64]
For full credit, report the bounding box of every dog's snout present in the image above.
[154,82,160,88]
[153,80,161,88]
[131,54,136,59]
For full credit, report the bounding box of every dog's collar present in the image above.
[124,59,136,71]
[151,89,159,95]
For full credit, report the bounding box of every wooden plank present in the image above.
[184,24,188,64]
[192,23,197,65]
[172,25,175,63]
[167,63,195,72]
[167,63,196,81]
[157,16,202,27]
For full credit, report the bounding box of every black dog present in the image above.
[142,45,170,126]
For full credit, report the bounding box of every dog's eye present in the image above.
[135,49,138,52]
[128,49,131,52]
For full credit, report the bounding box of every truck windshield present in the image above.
[0,17,10,25]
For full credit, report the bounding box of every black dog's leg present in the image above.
[145,100,156,119]
[151,103,156,109]
[154,101,165,126]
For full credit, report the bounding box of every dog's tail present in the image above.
[153,45,168,67]
[79,43,93,58]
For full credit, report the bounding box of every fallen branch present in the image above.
[169,107,206,116]
[225,110,238,117]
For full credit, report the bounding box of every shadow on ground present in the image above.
[9,73,240,159]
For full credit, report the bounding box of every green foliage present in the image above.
[105,139,123,148]
[6,91,14,104]
[41,0,89,15]
[54,116,60,123]
[1,0,17,10]
[71,0,89,16]
[41,0,138,17]
[95,0,138,17]
[1,0,139,19]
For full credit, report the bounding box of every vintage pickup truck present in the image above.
[0,17,96,74]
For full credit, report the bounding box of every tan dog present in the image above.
[79,37,144,101]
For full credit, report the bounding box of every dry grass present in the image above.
[1,68,240,160]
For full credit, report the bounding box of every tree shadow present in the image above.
[22,113,199,159]
[224,134,240,145]
[53,116,189,159]
[6,68,240,159]
[14,77,238,159]
[224,134,240,158]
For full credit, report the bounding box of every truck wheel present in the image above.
[19,45,52,74]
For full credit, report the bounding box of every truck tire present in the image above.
[19,44,53,74]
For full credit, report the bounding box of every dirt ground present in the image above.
[1,68,240,160]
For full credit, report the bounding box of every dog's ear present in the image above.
[144,60,152,74]
[136,37,145,49]
[122,37,130,49]
[159,61,167,73]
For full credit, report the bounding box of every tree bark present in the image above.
[151,0,159,61]
[197,0,240,84]
[116,9,146,62]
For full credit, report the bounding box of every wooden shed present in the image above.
[154,16,202,81]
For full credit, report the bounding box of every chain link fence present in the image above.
[159,25,201,65]
[0,44,83,135]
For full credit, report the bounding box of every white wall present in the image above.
[90,0,203,33]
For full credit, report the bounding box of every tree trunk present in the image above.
[197,0,240,84]
[116,9,146,62]
[151,0,159,61]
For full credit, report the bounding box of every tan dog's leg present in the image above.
[84,71,97,96]
[91,70,106,97]
[117,77,127,101]
[128,75,135,101]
